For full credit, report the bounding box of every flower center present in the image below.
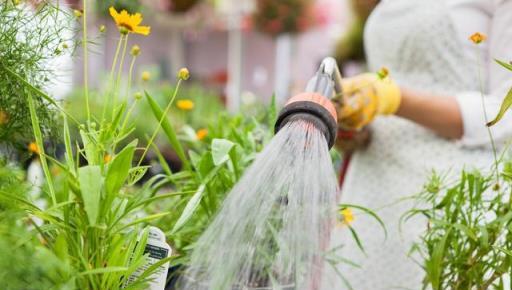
[119,23,133,32]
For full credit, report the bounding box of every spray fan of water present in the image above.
[178,120,340,290]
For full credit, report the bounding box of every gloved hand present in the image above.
[335,73,401,130]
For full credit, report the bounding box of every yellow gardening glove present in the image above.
[336,73,401,130]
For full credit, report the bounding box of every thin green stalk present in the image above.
[103,34,125,121]
[119,101,137,135]
[118,55,138,134]
[126,55,137,100]
[82,0,90,122]
[137,79,182,167]
[113,34,129,113]
[27,90,57,206]
[476,47,500,185]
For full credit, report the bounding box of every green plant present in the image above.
[0,1,72,156]
[403,50,512,290]
[0,4,186,289]
[404,166,512,290]
[0,161,74,290]
[145,97,277,263]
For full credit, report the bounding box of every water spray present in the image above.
[178,58,343,290]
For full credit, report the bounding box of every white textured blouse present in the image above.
[325,1,512,289]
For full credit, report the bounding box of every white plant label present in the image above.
[125,226,172,290]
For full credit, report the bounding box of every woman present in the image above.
[327,0,512,289]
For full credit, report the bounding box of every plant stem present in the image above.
[27,90,57,206]
[126,55,137,101]
[113,34,129,115]
[476,47,500,185]
[137,79,182,167]
[103,34,124,121]
[82,0,90,123]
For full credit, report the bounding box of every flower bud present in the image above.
[142,71,151,82]
[73,9,83,18]
[130,45,141,56]
[178,68,190,80]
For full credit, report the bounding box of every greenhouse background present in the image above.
[1,0,512,289]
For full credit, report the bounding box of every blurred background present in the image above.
[54,0,379,109]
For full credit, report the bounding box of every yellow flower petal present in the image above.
[109,7,119,23]
[132,13,143,26]
[133,26,150,36]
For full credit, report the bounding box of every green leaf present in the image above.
[428,229,450,290]
[495,59,512,72]
[80,129,98,164]
[79,165,103,225]
[211,138,235,166]
[63,115,75,172]
[115,212,171,233]
[106,141,136,197]
[145,91,190,169]
[348,226,366,254]
[494,246,512,257]
[487,86,512,127]
[79,266,128,276]
[171,184,206,234]
[339,203,387,239]
[53,233,69,262]
[128,166,149,186]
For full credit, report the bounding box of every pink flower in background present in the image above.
[313,2,334,27]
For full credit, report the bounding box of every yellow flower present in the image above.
[28,142,40,155]
[109,7,150,36]
[177,99,194,111]
[196,128,208,140]
[469,32,487,44]
[104,154,112,164]
[338,208,354,226]
[141,71,151,82]
[178,68,190,80]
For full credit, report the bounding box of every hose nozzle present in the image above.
[274,57,341,149]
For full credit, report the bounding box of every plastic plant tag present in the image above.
[125,226,172,290]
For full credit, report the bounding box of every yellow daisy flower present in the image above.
[196,128,208,140]
[28,142,40,155]
[338,208,354,226]
[109,7,150,36]
[469,32,487,44]
[177,99,194,111]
